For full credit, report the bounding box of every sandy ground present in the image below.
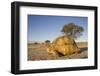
[28,42,88,61]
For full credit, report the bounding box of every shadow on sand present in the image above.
[80,47,88,52]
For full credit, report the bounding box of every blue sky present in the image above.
[28,15,88,43]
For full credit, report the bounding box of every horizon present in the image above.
[28,39,88,44]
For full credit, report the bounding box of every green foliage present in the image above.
[34,42,39,44]
[45,40,50,43]
[61,23,84,39]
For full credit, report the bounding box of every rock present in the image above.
[47,36,80,56]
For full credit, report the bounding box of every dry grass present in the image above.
[28,42,88,61]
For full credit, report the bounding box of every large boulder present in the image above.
[47,36,80,56]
